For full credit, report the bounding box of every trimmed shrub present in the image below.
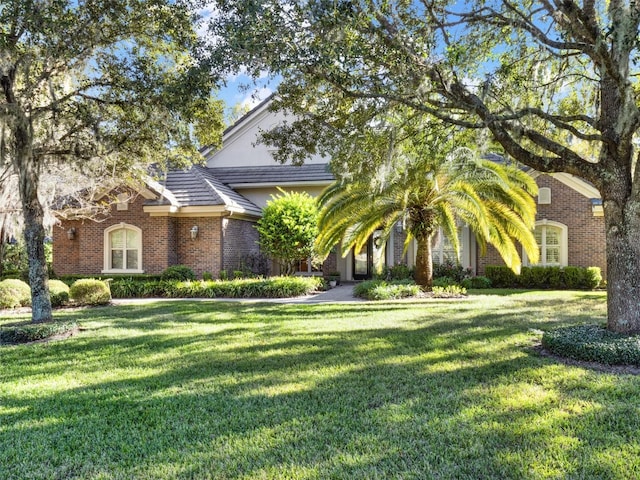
[161,265,196,281]
[354,279,420,300]
[485,266,518,288]
[486,265,602,290]
[0,279,31,308]
[69,279,111,305]
[0,321,77,344]
[562,266,585,289]
[461,276,492,289]
[49,280,70,307]
[542,324,640,366]
[432,285,467,298]
[107,276,322,299]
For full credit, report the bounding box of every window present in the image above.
[103,224,143,273]
[432,228,459,264]
[524,220,568,267]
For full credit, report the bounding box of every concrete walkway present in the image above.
[111,283,363,306]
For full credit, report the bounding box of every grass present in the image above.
[1,290,639,479]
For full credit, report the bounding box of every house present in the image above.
[52,98,607,280]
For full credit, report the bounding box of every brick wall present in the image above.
[54,193,178,275]
[221,218,262,274]
[176,217,222,278]
[476,174,607,278]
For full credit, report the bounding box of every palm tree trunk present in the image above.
[414,234,434,290]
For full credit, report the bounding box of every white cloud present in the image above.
[240,86,273,110]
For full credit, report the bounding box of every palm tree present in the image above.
[316,145,540,289]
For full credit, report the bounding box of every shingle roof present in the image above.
[207,163,334,186]
[145,166,262,216]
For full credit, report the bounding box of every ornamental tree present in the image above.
[256,189,319,275]
[1,0,224,322]
[208,0,640,333]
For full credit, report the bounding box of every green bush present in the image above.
[377,263,414,281]
[486,265,602,289]
[433,260,473,283]
[69,279,111,305]
[107,276,323,299]
[585,267,603,289]
[161,265,196,281]
[433,276,459,287]
[485,266,518,288]
[0,321,77,344]
[432,285,467,298]
[542,324,640,365]
[0,279,31,308]
[562,266,585,289]
[202,271,213,281]
[354,279,420,300]
[461,276,492,289]
[49,279,70,307]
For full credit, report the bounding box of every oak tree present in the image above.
[1,0,224,322]
[208,0,640,332]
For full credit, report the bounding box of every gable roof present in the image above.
[145,165,262,217]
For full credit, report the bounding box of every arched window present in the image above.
[524,220,568,267]
[103,224,143,273]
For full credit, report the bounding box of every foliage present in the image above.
[108,276,323,299]
[0,279,31,308]
[202,272,213,281]
[486,265,603,289]
[1,0,224,323]
[433,260,473,283]
[431,285,467,298]
[377,263,414,281]
[461,276,492,289]
[316,134,538,289]
[160,265,196,282]
[48,280,70,308]
[69,279,111,306]
[207,0,640,331]
[432,277,458,288]
[227,252,271,278]
[543,325,640,366]
[353,279,420,300]
[256,190,319,275]
[0,321,77,344]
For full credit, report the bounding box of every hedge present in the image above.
[0,279,31,309]
[485,265,602,289]
[109,276,323,299]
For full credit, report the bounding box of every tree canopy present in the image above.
[208,1,640,333]
[1,0,224,322]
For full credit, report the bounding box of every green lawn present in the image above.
[2,290,638,479]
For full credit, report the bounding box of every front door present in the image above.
[353,237,373,280]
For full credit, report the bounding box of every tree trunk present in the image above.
[13,128,52,323]
[414,234,433,290]
[603,194,640,333]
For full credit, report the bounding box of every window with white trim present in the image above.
[432,228,459,264]
[524,220,568,267]
[103,224,143,273]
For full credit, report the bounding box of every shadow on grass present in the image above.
[2,291,627,479]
